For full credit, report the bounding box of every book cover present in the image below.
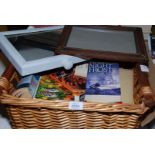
[49,69,86,96]
[85,62,121,103]
[34,75,74,100]
[16,75,40,97]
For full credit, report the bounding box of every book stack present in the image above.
[12,67,86,101]
[75,62,134,104]
[12,61,134,104]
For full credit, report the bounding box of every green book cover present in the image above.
[35,75,73,100]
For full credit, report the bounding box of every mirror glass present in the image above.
[7,30,62,61]
[66,26,137,54]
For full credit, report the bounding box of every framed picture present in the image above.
[56,25,148,63]
[0,26,85,76]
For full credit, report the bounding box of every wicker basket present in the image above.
[0,64,155,129]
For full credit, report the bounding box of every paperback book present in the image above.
[16,75,40,97]
[49,69,86,96]
[85,62,121,103]
[34,75,74,100]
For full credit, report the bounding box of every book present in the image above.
[34,75,74,100]
[75,63,134,104]
[85,62,121,103]
[16,75,40,97]
[74,63,88,78]
[120,68,133,104]
[49,69,86,96]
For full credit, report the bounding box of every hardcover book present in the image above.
[85,62,121,103]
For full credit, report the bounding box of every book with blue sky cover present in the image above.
[85,62,121,103]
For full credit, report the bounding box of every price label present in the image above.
[69,101,83,110]
[140,65,149,72]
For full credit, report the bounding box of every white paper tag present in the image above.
[69,101,83,110]
[140,65,149,72]
[74,95,80,101]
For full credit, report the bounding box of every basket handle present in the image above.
[0,77,10,94]
[136,64,155,108]
[0,64,15,94]
[2,64,15,80]
[140,86,155,108]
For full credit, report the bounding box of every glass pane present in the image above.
[17,46,55,61]
[7,30,62,61]
[66,27,137,54]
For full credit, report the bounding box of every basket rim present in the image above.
[0,93,148,115]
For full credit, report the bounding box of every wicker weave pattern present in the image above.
[6,107,140,129]
[0,92,147,129]
[0,77,10,91]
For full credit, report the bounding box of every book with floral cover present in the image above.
[49,69,86,96]
[34,75,74,100]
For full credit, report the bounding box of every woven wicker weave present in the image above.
[0,64,155,129]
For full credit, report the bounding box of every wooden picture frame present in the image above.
[56,25,148,63]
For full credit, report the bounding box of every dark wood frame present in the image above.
[56,25,148,63]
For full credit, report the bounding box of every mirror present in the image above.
[7,30,61,61]
[67,26,137,54]
[57,25,148,63]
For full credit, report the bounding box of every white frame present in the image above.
[0,26,84,76]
